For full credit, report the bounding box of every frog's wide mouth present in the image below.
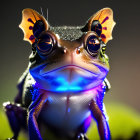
[39,64,99,77]
[30,64,108,92]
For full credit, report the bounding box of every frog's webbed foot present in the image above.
[3,102,27,140]
[76,133,89,140]
[6,137,16,140]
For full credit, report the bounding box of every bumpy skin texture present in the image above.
[3,8,115,140]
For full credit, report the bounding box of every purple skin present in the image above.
[3,75,110,140]
[3,8,114,140]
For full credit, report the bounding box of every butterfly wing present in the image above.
[88,8,116,43]
[19,8,48,44]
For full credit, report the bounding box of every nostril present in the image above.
[64,49,67,54]
[76,48,80,54]
[60,47,67,54]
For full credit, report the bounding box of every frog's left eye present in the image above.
[37,34,54,55]
[85,35,101,56]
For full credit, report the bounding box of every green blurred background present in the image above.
[0,0,140,139]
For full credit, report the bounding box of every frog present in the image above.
[3,7,115,140]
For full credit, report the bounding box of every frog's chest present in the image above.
[40,91,97,133]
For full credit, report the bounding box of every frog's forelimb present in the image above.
[28,90,48,140]
[89,99,111,140]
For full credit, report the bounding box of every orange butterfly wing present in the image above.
[19,8,48,44]
[88,8,116,43]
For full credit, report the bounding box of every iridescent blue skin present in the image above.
[3,9,113,140]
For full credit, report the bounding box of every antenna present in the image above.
[40,7,44,16]
[47,8,48,21]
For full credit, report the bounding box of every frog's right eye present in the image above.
[37,34,54,55]
[85,34,101,57]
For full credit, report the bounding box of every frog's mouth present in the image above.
[30,64,108,92]
[40,65,99,79]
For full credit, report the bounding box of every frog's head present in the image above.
[19,8,115,92]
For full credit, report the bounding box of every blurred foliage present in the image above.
[1,102,140,140]
[87,102,140,140]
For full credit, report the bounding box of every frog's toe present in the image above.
[3,101,13,110]
[77,133,89,140]
[3,101,21,111]
[6,138,16,140]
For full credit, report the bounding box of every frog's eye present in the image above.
[85,35,100,56]
[37,34,54,55]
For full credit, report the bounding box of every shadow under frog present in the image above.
[3,8,115,140]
